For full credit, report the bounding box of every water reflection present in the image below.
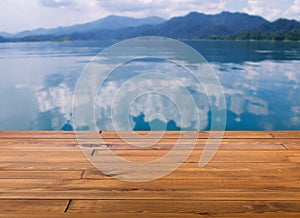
[32,73,74,130]
[132,113,181,131]
[215,60,300,129]
[89,55,213,131]
[61,120,73,131]
[0,41,299,130]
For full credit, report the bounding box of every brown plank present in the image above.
[280,139,300,150]
[0,131,77,139]
[82,166,300,180]
[0,162,93,171]
[78,138,284,150]
[3,178,299,191]
[91,150,299,163]
[271,131,300,139]
[68,200,300,214]
[0,200,68,212]
[0,139,79,150]
[0,138,78,145]
[0,131,299,217]
[0,131,274,139]
[0,162,298,172]
[95,138,274,145]
[0,189,300,200]
[0,131,101,139]
[0,150,298,163]
[101,131,196,139]
[0,138,285,150]
[0,170,83,179]
[0,212,298,218]
[100,131,273,139]
[0,150,88,162]
[222,131,273,139]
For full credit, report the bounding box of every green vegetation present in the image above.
[1,12,299,42]
[203,18,300,41]
[229,18,300,41]
[53,39,72,42]
[232,30,300,41]
[205,30,300,41]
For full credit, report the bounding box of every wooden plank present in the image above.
[0,138,78,145]
[0,131,77,139]
[94,138,276,145]
[0,212,298,218]
[0,150,298,163]
[3,178,299,191]
[0,139,79,150]
[0,138,285,150]
[82,166,300,180]
[77,138,284,150]
[91,150,299,163]
[0,200,68,212]
[0,163,298,180]
[100,131,273,139]
[0,131,274,139]
[68,200,300,213]
[0,162,93,171]
[0,189,300,200]
[0,131,102,139]
[0,131,299,217]
[0,150,87,162]
[271,131,300,139]
[222,131,273,139]
[0,162,298,171]
[280,139,300,150]
[101,131,195,139]
[0,171,83,179]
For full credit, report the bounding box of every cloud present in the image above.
[40,0,75,8]
[284,0,300,20]
[0,0,299,33]
[0,0,44,33]
[96,0,234,18]
[243,0,297,21]
[0,0,109,33]
[97,0,164,12]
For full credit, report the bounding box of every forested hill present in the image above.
[1,12,300,42]
[231,18,300,41]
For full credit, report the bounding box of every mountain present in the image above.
[5,15,166,38]
[1,12,300,42]
[63,11,270,40]
[233,18,300,41]
[0,32,12,38]
[54,11,270,40]
[143,11,269,38]
[0,36,8,42]
[256,18,300,33]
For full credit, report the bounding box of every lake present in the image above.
[0,39,300,130]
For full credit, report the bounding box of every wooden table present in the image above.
[0,131,299,217]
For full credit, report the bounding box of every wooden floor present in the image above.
[0,131,300,217]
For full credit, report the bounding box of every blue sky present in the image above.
[1,0,300,33]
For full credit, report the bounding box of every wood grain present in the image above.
[0,212,300,218]
[68,200,300,213]
[0,138,286,150]
[0,200,68,212]
[0,131,299,217]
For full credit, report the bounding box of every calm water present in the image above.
[0,40,300,130]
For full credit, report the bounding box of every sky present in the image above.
[0,0,300,33]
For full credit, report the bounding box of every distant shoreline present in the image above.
[1,12,300,44]
[1,38,299,44]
